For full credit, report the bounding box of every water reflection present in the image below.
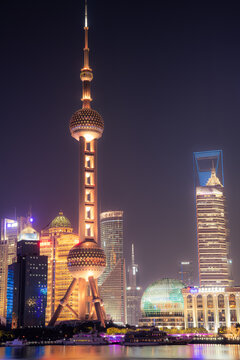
[2,346,45,359]
[1,344,240,360]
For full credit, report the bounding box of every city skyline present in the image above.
[1,0,240,289]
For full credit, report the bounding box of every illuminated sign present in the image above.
[100,211,123,220]
[190,288,199,294]
[7,222,18,228]
[199,287,225,293]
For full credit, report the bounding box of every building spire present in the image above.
[132,244,135,265]
[85,0,88,28]
[80,0,93,109]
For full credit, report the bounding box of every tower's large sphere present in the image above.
[69,108,104,141]
[67,239,106,281]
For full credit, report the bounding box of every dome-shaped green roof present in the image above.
[49,211,72,229]
[141,278,185,317]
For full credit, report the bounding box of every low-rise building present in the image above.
[182,286,240,332]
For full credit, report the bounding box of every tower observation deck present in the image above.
[48,0,106,327]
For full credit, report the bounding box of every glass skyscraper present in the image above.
[99,211,126,324]
[6,231,47,328]
[99,211,124,286]
[0,217,28,317]
[178,261,194,286]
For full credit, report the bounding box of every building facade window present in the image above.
[230,309,237,322]
[229,294,236,308]
[218,294,224,308]
[207,294,213,308]
[218,309,225,323]
[187,295,192,309]
[197,294,203,308]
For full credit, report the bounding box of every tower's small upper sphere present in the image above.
[69,108,104,141]
[67,239,106,281]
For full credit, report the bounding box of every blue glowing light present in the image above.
[40,288,47,296]
[190,288,198,294]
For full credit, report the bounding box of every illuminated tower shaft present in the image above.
[79,138,98,243]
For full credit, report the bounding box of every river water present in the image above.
[1,344,240,360]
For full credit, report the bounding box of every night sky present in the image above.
[1,0,240,289]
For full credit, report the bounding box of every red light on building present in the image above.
[40,240,51,247]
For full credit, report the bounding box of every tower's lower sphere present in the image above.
[67,239,106,281]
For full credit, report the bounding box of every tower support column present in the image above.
[79,136,86,238]
[78,278,87,319]
[93,139,98,243]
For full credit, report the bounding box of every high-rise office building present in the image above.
[6,227,47,328]
[127,244,142,325]
[48,0,106,327]
[40,212,79,324]
[0,217,28,317]
[178,261,194,286]
[99,211,124,285]
[193,150,232,287]
[99,211,127,324]
[99,258,126,324]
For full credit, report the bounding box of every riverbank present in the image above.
[2,338,240,347]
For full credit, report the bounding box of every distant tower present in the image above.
[128,244,138,287]
[178,261,193,286]
[99,211,127,324]
[193,150,232,286]
[48,0,106,327]
[127,244,142,326]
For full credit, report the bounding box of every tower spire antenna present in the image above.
[132,244,135,265]
[85,0,88,28]
[80,0,93,108]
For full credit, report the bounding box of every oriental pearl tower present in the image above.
[48,0,106,327]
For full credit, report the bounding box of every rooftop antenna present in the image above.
[132,244,135,265]
[85,0,88,28]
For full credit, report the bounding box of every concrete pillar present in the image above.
[236,294,240,324]
[214,294,219,333]
[78,278,87,319]
[225,293,230,328]
[93,139,98,243]
[203,294,208,331]
[192,295,197,327]
[79,136,86,240]
[183,295,188,329]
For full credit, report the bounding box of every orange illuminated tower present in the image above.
[48,0,106,327]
